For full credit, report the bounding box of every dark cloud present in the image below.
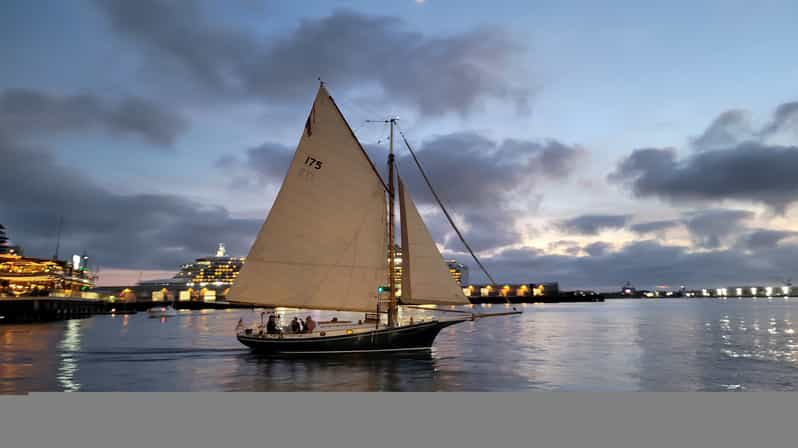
[398,133,583,208]
[0,88,187,146]
[584,241,611,257]
[610,143,798,211]
[214,154,237,169]
[630,219,681,235]
[215,142,294,188]
[94,1,531,116]
[548,240,581,256]
[613,100,798,211]
[682,209,753,249]
[559,214,631,236]
[396,132,583,251]
[0,134,259,270]
[691,109,752,150]
[481,240,798,290]
[244,143,294,183]
[737,229,797,251]
[760,101,798,138]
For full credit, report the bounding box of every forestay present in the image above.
[227,86,388,312]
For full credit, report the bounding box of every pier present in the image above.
[0,296,257,323]
[468,292,604,304]
[0,296,106,323]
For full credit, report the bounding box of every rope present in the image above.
[396,125,499,287]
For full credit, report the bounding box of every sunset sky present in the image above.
[2,0,798,290]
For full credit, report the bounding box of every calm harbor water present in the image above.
[2,298,798,392]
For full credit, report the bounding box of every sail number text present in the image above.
[304,156,323,170]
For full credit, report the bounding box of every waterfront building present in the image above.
[446,260,469,285]
[462,282,560,299]
[391,244,402,297]
[0,225,95,297]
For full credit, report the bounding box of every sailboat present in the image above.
[231,83,520,354]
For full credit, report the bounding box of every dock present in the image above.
[0,296,106,323]
[0,296,257,323]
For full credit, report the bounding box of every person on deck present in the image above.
[290,317,301,333]
[304,316,316,333]
[266,315,280,334]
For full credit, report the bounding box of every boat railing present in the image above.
[238,315,445,339]
[241,320,409,339]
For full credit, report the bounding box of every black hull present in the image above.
[237,320,466,355]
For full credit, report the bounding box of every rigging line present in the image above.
[396,125,499,287]
[353,119,387,142]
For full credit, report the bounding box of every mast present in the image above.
[53,216,63,261]
[387,118,398,327]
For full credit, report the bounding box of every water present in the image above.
[2,298,798,392]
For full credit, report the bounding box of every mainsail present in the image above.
[398,177,470,306]
[227,86,388,312]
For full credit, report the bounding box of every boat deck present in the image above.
[239,316,467,340]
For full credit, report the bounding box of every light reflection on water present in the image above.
[56,319,82,392]
[2,299,798,392]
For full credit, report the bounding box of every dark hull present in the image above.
[237,320,466,354]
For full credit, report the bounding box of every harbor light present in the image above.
[765,287,773,296]
[782,286,790,295]
[702,289,709,297]
[750,287,758,295]
[736,288,743,296]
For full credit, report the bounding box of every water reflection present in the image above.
[3,299,798,392]
[56,319,82,392]
[0,323,64,393]
[230,351,439,391]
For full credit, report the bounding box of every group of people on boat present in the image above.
[238,312,318,336]
[285,315,317,334]
[274,315,317,334]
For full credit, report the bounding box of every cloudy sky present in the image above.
[2,0,798,290]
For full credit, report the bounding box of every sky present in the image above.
[2,0,798,290]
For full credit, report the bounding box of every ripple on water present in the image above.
[2,299,798,391]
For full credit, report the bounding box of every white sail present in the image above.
[398,178,470,305]
[227,86,388,312]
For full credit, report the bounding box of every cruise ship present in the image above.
[135,243,245,302]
